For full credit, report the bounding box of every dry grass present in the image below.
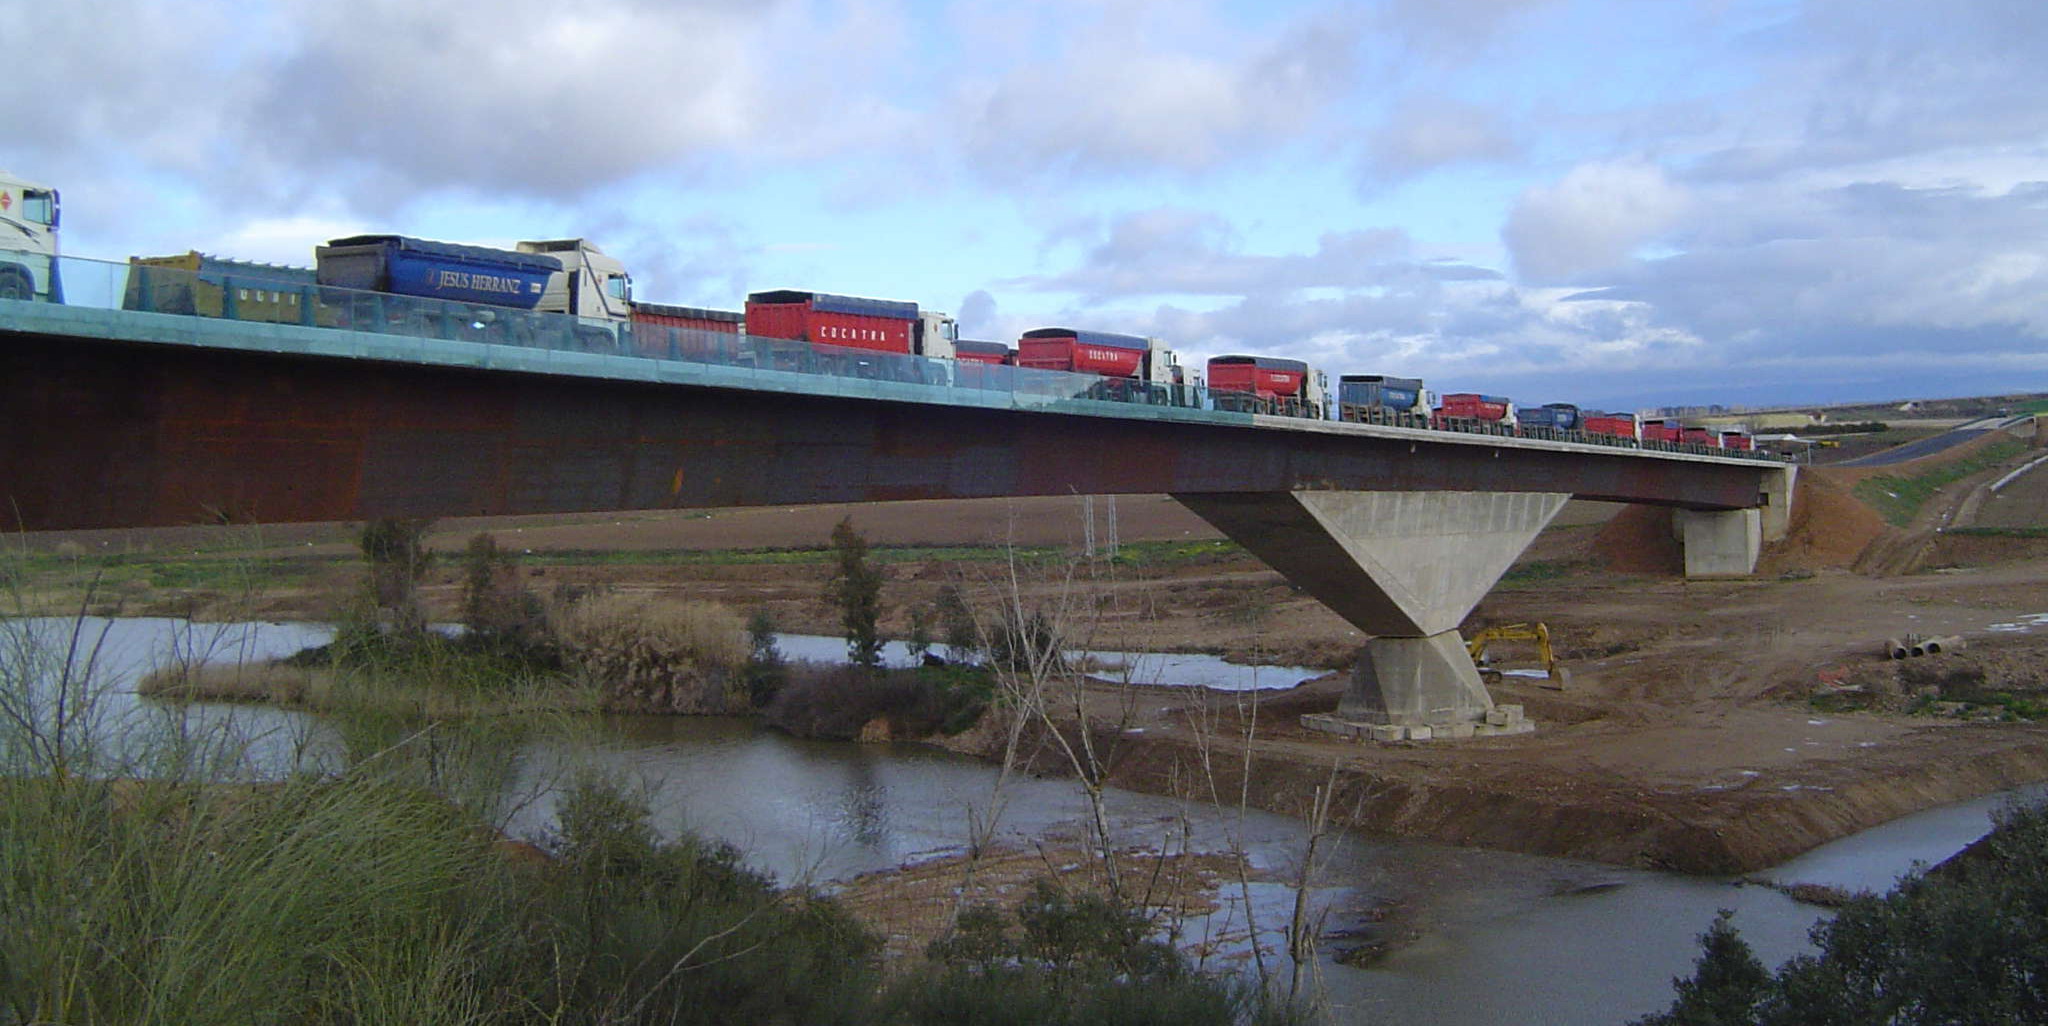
[551,594,749,713]
[137,661,600,718]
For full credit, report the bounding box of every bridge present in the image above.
[0,252,1795,737]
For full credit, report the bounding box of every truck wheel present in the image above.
[0,267,31,301]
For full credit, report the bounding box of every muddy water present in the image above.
[771,631,1326,691]
[11,617,2035,1025]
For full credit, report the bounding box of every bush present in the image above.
[764,663,993,740]
[552,594,750,713]
[743,609,789,707]
[885,878,1258,1026]
[461,531,546,649]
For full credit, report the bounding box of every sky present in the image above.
[6,0,2045,411]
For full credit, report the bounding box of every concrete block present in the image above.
[1485,709,1511,726]
[1300,713,1365,739]
[1499,704,1524,723]
[1436,721,1477,739]
[1476,720,1539,737]
[1406,724,1434,741]
[1370,724,1406,743]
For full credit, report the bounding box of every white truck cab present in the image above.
[915,309,959,360]
[516,238,633,322]
[0,170,60,301]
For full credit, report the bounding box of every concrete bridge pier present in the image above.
[1677,465,1797,578]
[1172,490,1571,738]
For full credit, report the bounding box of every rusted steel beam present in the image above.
[1,330,1771,532]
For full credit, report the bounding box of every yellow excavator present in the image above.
[1466,623,1570,689]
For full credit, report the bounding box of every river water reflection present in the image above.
[11,617,2037,1025]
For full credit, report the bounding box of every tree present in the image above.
[1632,910,1770,1026]
[826,517,886,672]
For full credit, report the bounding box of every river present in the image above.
[5,616,2035,1025]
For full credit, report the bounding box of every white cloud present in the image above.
[950,4,1361,182]
[1009,206,1488,303]
[1359,96,1521,185]
[1504,161,1692,283]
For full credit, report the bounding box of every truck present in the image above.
[1435,393,1517,430]
[1337,374,1430,427]
[313,234,636,347]
[314,235,633,320]
[124,252,323,325]
[744,289,958,360]
[0,170,61,302]
[1206,355,1328,419]
[1016,327,1192,405]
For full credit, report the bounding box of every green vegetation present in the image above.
[1852,438,2027,526]
[1632,798,2048,1025]
[1498,560,1580,587]
[1944,526,2048,538]
[1801,421,1889,435]
[828,517,888,671]
[0,595,1283,1023]
[893,879,1299,1026]
[764,662,995,740]
[3,550,326,592]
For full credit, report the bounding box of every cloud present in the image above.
[951,4,1362,182]
[1358,96,1521,186]
[1376,0,1561,59]
[1011,206,1491,303]
[1504,161,1692,283]
[956,289,998,336]
[250,0,768,200]
[0,0,244,172]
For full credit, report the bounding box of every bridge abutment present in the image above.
[1173,490,1569,736]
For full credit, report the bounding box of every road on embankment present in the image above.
[1839,416,2030,467]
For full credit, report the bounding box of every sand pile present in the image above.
[1590,505,1683,574]
[1760,471,1893,574]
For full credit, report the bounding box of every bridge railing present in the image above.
[11,249,1233,420]
[1,248,1786,461]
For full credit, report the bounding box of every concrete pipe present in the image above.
[1887,638,1910,660]
[1921,635,1966,656]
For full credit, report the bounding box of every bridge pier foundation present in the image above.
[1173,490,1570,735]
[1677,508,1762,578]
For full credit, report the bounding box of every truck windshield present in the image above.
[21,190,56,227]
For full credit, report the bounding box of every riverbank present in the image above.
[943,675,2048,874]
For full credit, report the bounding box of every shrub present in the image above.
[460,531,545,648]
[743,609,789,707]
[887,878,1257,1026]
[552,595,749,713]
[764,664,993,740]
